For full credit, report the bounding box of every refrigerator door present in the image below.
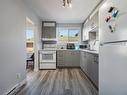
[99,0,127,43]
[99,42,127,95]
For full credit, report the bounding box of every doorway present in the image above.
[26,17,35,70]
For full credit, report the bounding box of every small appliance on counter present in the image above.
[79,44,89,49]
[67,43,75,49]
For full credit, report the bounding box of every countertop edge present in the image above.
[39,49,99,55]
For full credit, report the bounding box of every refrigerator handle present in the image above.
[100,41,127,46]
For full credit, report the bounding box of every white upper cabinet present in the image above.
[90,11,99,30]
[82,12,99,41]
[82,20,90,41]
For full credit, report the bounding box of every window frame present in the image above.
[57,27,81,44]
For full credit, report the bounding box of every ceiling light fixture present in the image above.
[63,0,72,8]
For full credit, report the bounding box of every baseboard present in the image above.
[5,79,26,95]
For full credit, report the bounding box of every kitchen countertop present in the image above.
[39,49,99,54]
[79,49,99,55]
[57,49,99,54]
[57,49,79,51]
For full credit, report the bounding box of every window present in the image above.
[58,28,68,43]
[58,28,80,43]
[26,29,34,53]
[26,29,34,42]
[68,29,80,42]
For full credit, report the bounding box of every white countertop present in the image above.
[79,49,99,55]
[56,49,99,54]
[39,49,99,54]
[57,49,79,51]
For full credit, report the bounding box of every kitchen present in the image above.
[39,10,99,88]
[38,0,127,94]
[1,0,127,95]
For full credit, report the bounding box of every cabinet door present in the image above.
[91,54,98,87]
[65,51,75,67]
[82,52,87,72]
[80,51,88,73]
[60,50,74,67]
[71,51,80,67]
[80,52,84,70]
[82,22,90,41]
[64,51,70,66]
[64,51,80,67]
[89,12,99,30]
[57,50,65,67]
[86,53,93,78]
[86,53,98,87]
[42,27,56,38]
[42,22,56,38]
[57,50,80,67]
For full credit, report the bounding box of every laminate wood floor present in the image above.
[16,68,98,95]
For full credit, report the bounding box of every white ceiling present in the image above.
[25,0,101,23]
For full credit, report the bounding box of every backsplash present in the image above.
[57,43,80,49]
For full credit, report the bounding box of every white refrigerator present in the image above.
[99,0,127,95]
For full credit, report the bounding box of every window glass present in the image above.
[68,29,80,43]
[58,28,68,43]
[26,29,34,42]
[58,28,80,43]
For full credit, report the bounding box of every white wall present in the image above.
[0,0,41,94]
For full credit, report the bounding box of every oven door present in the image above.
[39,50,56,63]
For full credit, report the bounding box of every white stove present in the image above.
[39,44,57,69]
